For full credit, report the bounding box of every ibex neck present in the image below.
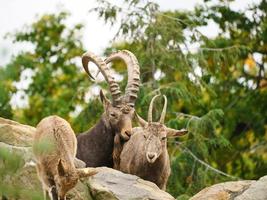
[76,112,116,167]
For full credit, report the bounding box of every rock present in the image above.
[0,117,35,147]
[189,180,254,200]
[190,176,267,200]
[87,167,174,200]
[0,118,175,200]
[235,176,267,200]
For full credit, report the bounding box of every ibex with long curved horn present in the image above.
[119,95,188,190]
[76,50,140,168]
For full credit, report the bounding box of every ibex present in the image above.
[76,50,140,168]
[119,95,188,190]
[33,115,97,200]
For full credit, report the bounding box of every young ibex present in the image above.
[119,95,188,190]
[76,50,140,168]
[33,115,97,200]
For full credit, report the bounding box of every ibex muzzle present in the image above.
[117,109,134,140]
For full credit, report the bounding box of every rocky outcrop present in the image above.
[190,176,267,200]
[235,176,267,200]
[84,167,175,200]
[0,117,35,147]
[0,117,175,200]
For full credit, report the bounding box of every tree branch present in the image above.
[174,141,240,180]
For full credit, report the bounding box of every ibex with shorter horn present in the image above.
[119,95,188,190]
[76,50,140,168]
[33,115,97,200]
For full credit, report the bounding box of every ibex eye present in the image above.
[161,137,167,140]
[110,113,116,117]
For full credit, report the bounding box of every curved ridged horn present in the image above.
[148,95,160,123]
[82,51,122,105]
[159,95,167,124]
[105,50,140,107]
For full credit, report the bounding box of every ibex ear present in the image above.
[135,112,147,127]
[100,89,111,109]
[167,128,188,138]
[57,159,66,176]
[77,168,98,178]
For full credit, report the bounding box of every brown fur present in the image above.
[120,118,187,190]
[33,115,97,200]
[77,50,140,169]
[76,91,134,168]
[112,134,124,169]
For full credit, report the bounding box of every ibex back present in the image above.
[33,115,97,200]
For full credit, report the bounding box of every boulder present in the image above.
[88,167,174,200]
[0,117,35,147]
[0,118,175,200]
[235,176,267,200]
[190,176,267,200]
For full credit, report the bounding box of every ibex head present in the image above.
[55,159,79,199]
[136,95,188,163]
[82,50,140,140]
[55,159,97,199]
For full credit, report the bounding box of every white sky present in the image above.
[0,0,259,66]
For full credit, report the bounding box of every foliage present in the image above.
[0,12,98,130]
[0,67,14,118]
[0,0,266,199]
[93,0,267,198]
[0,147,43,199]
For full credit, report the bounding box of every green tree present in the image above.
[94,0,267,198]
[1,12,103,130]
[195,0,267,180]
[0,67,14,118]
